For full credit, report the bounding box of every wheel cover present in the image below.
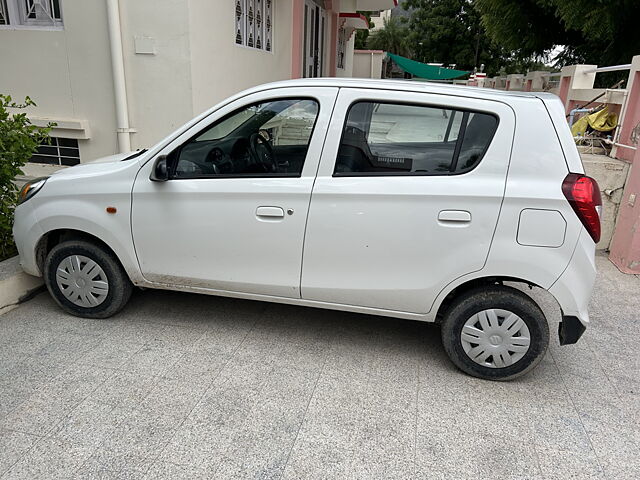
[55,255,109,308]
[460,309,531,368]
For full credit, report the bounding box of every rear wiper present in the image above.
[122,149,148,161]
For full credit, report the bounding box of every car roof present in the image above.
[245,77,548,104]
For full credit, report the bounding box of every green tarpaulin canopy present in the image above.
[387,53,469,80]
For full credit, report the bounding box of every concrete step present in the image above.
[0,256,44,315]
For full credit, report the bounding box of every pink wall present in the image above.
[616,71,640,162]
[558,76,571,106]
[291,0,340,78]
[609,68,640,271]
[609,144,640,273]
[329,12,338,76]
[291,0,304,79]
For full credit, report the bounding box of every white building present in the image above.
[0,0,394,164]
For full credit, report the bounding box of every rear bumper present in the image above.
[548,229,597,340]
[558,316,586,345]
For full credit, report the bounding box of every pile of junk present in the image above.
[568,85,621,155]
[570,106,619,153]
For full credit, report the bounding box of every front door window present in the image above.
[169,98,320,178]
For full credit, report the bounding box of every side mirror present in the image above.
[150,155,169,182]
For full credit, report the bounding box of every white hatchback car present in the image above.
[14,79,600,380]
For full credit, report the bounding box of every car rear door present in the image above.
[300,87,516,313]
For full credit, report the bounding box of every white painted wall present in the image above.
[353,50,383,78]
[1,0,297,162]
[119,0,194,150]
[369,9,390,32]
[118,0,296,149]
[187,0,295,116]
[336,34,355,78]
[0,0,118,162]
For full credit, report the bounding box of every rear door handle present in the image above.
[256,206,285,218]
[438,210,471,223]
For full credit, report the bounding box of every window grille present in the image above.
[0,1,9,24]
[0,0,63,27]
[30,137,80,166]
[235,0,272,52]
[337,27,346,70]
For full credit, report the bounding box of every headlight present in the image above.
[18,177,49,205]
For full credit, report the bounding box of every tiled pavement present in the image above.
[0,253,638,479]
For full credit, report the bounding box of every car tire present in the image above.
[44,240,133,319]
[440,285,549,381]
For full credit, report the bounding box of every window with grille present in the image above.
[235,0,272,52]
[0,1,9,25]
[336,27,346,70]
[30,137,80,166]
[0,0,63,27]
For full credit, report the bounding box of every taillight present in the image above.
[562,173,602,243]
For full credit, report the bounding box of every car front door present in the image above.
[131,87,338,298]
[301,88,515,313]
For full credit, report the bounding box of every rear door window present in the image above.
[334,101,498,176]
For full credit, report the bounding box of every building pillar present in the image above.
[558,64,597,112]
[612,55,640,162]
[524,71,546,92]
[291,0,304,79]
[329,12,339,76]
[505,74,524,91]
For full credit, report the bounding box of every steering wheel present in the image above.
[249,132,277,173]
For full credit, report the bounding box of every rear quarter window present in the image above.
[334,101,498,176]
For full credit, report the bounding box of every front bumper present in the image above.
[12,201,45,277]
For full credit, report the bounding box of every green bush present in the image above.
[0,95,53,261]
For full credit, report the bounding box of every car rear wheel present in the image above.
[44,240,133,319]
[440,285,549,380]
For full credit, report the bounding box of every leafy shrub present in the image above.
[0,95,53,261]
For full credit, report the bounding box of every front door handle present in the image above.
[256,206,285,218]
[438,210,471,223]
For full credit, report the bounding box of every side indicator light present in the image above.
[106,207,117,214]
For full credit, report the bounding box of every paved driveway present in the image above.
[0,254,638,479]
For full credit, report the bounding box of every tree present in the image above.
[367,16,412,77]
[0,95,53,260]
[403,0,513,76]
[476,0,640,67]
[367,16,411,56]
[354,11,375,50]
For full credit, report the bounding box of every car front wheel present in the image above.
[44,240,133,319]
[440,285,549,381]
